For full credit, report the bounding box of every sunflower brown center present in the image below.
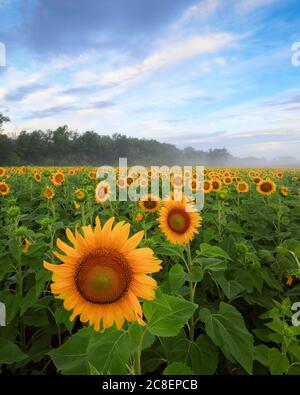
[55,174,64,183]
[127,177,133,185]
[260,182,272,192]
[144,200,157,209]
[75,249,132,304]
[239,184,246,191]
[167,208,190,234]
[204,181,210,190]
[0,184,7,192]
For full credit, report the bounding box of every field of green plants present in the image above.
[0,166,300,375]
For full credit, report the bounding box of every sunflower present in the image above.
[203,179,213,194]
[256,179,276,196]
[44,217,161,331]
[139,194,160,213]
[0,167,6,177]
[135,212,143,222]
[252,176,261,184]
[171,174,184,188]
[184,169,192,178]
[280,187,288,197]
[0,182,10,196]
[158,199,201,244]
[75,188,87,202]
[95,181,111,203]
[126,176,134,186]
[22,238,31,254]
[139,178,148,188]
[34,173,42,183]
[223,176,232,185]
[51,171,65,186]
[211,179,222,192]
[117,178,127,189]
[74,201,81,210]
[286,276,294,287]
[236,181,249,193]
[89,171,97,180]
[188,179,198,193]
[42,186,55,200]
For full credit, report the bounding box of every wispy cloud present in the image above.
[175,0,221,26]
[101,33,237,85]
[236,0,280,14]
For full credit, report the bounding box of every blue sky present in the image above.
[0,0,300,158]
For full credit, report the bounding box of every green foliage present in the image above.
[200,303,254,374]
[0,166,300,375]
[143,292,197,337]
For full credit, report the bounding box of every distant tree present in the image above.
[0,123,235,166]
[0,113,10,133]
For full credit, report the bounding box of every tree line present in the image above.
[0,114,232,166]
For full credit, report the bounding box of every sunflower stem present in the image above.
[109,200,115,217]
[134,329,145,375]
[186,242,195,342]
[217,199,222,239]
[81,202,86,226]
[277,196,282,244]
[237,192,240,225]
[50,200,56,219]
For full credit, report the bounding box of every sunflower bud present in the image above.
[7,206,21,218]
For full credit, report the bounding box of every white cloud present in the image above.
[101,33,237,85]
[176,0,221,26]
[236,0,279,14]
[72,70,100,84]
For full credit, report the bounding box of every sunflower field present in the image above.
[0,166,300,376]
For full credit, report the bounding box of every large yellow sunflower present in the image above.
[44,217,161,331]
[256,179,276,196]
[158,200,201,244]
